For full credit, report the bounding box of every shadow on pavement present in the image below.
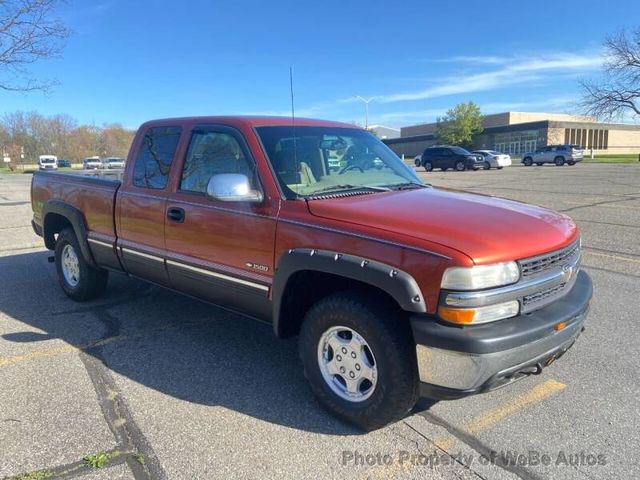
[0,250,408,435]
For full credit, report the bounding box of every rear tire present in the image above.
[554,156,565,166]
[568,160,576,166]
[299,291,419,431]
[523,157,533,166]
[483,162,491,170]
[423,161,433,172]
[454,160,466,171]
[55,228,108,301]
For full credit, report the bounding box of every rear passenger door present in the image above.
[116,126,182,286]
[163,125,277,320]
[438,148,452,169]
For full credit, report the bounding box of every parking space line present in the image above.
[434,379,566,451]
[0,319,212,369]
[464,379,566,433]
[563,201,639,210]
[364,380,566,479]
[584,250,640,264]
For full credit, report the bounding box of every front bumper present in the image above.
[410,270,592,399]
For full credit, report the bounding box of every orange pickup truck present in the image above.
[31,116,592,430]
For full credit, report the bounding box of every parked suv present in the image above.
[421,146,484,171]
[522,145,583,167]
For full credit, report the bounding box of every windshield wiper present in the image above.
[308,184,391,196]
[385,181,430,190]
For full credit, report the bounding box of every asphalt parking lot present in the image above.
[1,163,639,480]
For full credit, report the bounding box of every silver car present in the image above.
[522,145,583,166]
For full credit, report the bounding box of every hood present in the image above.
[307,188,578,265]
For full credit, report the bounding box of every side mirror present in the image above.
[206,174,263,203]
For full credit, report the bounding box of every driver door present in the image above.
[163,125,278,320]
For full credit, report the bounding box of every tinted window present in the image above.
[133,126,182,189]
[441,148,453,156]
[180,129,257,194]
[425,148,438,156]
[450,146,471,155]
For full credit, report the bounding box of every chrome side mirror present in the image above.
[206,174,263,203]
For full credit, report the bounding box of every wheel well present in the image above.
[277,270,403,338]
[43,213,72,250]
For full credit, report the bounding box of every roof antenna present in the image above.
[289,66,300,196]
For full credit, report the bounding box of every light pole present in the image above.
[356,96,375,129]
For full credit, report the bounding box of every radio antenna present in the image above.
[289,66,299,196]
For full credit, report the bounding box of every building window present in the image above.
[493,130,541,155]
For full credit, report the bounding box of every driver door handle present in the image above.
[167,207,185,223]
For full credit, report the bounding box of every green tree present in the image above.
[435,101,483,148]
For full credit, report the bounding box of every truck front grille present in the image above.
[522,282,567,307]
[519,240,580,278]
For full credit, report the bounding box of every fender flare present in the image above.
[42,200,97,268]
[272,248,427,337]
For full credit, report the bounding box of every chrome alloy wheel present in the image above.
[317,326,378,402]
[61,244,80,287]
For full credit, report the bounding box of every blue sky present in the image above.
[2,0,638,129]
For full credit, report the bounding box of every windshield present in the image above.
[40,158,55,164]
[256,126,422,198]
[450,146,471,155]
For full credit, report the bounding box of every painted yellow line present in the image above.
[0,344,78,367]
[365,379,566,478]
[0,242,43,252]
[564,201,639,210]
[0,320,211,369]
[584,250,640,265]
[465,379,566,434]
[434,379,566,451]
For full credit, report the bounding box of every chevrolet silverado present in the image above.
[31,116,592,430]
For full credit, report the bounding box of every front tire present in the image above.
[55,228,108,301]
[299,291,419,431]
[454,160,466,171]
[483,162,491,170]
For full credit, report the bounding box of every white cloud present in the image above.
[375,52,603,104]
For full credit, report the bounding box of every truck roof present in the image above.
[138,116,360,130]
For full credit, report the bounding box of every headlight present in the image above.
[441,262,520,290]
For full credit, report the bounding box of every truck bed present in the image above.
[31,170,121,244]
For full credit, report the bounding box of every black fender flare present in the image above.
[42,200,97,267]
[272,248,427,337]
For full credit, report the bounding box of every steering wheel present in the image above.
[339,164,364,174]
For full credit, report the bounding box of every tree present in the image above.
[0,0,69,92]
[580,28,640,120]
[435,101,483,148]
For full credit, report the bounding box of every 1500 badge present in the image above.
[246,262,269,272]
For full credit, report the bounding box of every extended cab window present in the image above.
[180,129,257,194]
[133,126,182,189]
